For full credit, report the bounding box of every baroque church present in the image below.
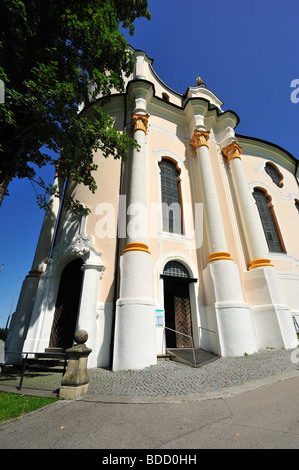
[6,47,299,370]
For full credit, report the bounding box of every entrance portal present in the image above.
[49,258,83,349]
[162,261,195,348]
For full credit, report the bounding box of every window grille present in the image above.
[163,261,190,278]
[253,188,284,252]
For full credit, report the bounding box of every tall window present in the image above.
[253,188,285,252]
[159,159,182,233]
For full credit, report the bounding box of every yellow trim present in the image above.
[248,258,274,270]
[207,251,234,263]
[190,130,210,150]
[132,113,149,134]
[222,141,242,164]
[122,242,151,255]
[27,270,44,278]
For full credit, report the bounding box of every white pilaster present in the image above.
[5,166,64,362]
[191,130,258,356]
[76,262,105,368]
[222,140,298,350]
[30,166,64,275]
[113,91,156,370]
[222,142,270,267]
[191,130,229,257]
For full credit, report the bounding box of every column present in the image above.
[5,165,65,363]
[191,130,258,356]
[191,130,232,263]
[112,113,156,371]
[76,262,105,368]
[30,164,65,275]
[125,113,150,249]
[222,141,298,349]
[222,142,272,269]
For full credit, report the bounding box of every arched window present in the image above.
[295,199,299,214]
[159,159,183,233]
[163,260,190,278]
[253,188,285,252]
[265,162,283,187]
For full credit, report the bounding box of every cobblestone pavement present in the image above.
[87,349,299,397]
[1,348,297,398]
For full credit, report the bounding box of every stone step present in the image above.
[23,348,67,372]
[157,353,172,361]
[166,348,218,368]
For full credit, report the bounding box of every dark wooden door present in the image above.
[49,259,83,349]
[174,282,192,347]
[164,278,192,348]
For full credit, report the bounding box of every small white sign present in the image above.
[156,309,164,326]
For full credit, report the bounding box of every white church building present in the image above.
[6,47,299,370]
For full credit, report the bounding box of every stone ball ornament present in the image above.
[74,329,88,345]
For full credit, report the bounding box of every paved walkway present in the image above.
[0,348,298,401]
[1,365,299,449]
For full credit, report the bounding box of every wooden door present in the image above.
[174,282,192,348]
[164,278,192,348]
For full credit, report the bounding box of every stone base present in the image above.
[59,383,89,399]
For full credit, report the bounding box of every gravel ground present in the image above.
[1,348,298,397]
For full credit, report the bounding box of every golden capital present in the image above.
[222,142,242,163]
[191,130,210,150]
[27,270,44,278]
[132,113,149,134]
[55,162,62,178]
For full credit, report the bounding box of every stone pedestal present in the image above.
[59,330,92,399]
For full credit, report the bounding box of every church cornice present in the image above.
[236,134,298,175]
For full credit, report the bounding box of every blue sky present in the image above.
[0,0,298,328]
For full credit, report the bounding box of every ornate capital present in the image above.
[222,141,242,163]
[132,113,149,134]
[27,270,44,278]
[191,130,210,150]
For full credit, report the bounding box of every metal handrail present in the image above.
[164,326,197,367]
[3,350,67,391]
[198,327,221,356]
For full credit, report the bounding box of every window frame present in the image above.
[264,162,284,188]
[252,187,286,253]
[159,157,184,235]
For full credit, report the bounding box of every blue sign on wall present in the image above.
[156,309,164,326]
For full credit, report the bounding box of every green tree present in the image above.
[0,0,150,211]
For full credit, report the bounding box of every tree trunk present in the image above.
[0,171,13,207]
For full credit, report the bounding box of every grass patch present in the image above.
[0,392,58,424]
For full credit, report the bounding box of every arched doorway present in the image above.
[49,258,83,349]
[161,261,196,348]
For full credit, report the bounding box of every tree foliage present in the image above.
[0,0,150,210]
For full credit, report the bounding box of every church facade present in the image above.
[6,47,299,370]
